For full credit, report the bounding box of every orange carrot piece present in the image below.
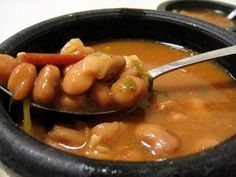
[17,52,87,65]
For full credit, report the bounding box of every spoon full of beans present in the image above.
[0,44,236,116]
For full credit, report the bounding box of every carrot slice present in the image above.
[17,52,87,65]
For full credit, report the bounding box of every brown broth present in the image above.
[30,39,236,161]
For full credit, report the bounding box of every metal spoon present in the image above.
[1,45,236,115]
[227,9,236,20]
[226,9,236,32]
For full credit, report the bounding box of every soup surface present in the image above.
[173,9,236,29]
[28,39,236,161]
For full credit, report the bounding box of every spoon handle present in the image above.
[227,9,236,20]
[147,45,236,79]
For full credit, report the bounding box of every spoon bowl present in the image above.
[1,45,236,116]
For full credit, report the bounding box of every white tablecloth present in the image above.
[1,0,236,176]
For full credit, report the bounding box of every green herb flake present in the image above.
[131,60,151,83]
[119,77,137,92]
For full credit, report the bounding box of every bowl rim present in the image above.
[157,0,236,12]
[1,8,236,177]
[156,0,236,33]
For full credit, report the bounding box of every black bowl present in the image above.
[157,0,236,32]
[1,8,236,177]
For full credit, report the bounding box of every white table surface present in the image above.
[1,0,236,177]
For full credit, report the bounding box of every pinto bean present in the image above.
[191,136,219,153]
[119,68,139,78]
[135,123,181,156]
[62,64,73,76]
[90,82,113,108]
[7,63,36,100]
[91,122,124,143]
[158,100,181,112]
[48,123,89,147]
[111,76,148,108]
[62,61,95,95]
[63,53,126,96]
[57,92,86,111]
[102,55,125,81]
[45,122,90,154]
[0,54,19,86]
[32,65,60,105]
